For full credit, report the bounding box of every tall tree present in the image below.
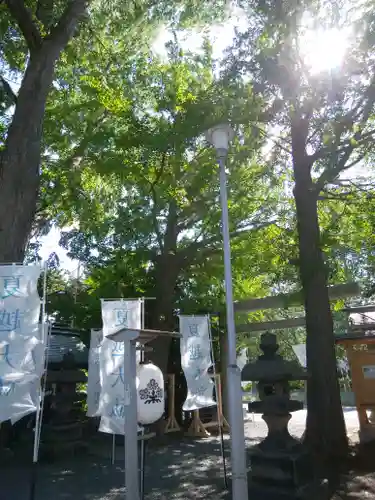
[38,39,290,372]
[225,0,375,457]
[0,0,228,263]
[0,0,90,262]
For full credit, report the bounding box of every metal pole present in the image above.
[140,427,145,500]
[207,315,228,488]
[123,339,141,500]
[140,299,145,363]
[218,153,249,500]
[111,435,116,465]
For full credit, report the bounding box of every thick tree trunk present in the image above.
[292,128,348,458]
[147,253,178,372]
[148,201,180,371]
[0,49,55,261]
[0,0,88,262]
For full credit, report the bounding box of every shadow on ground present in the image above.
[331,441,375,499]
[0,434,261,500]
[2,429,375,500]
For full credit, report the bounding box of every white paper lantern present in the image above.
[136,363,164,425]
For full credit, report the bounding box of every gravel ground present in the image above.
[0,408,361,500]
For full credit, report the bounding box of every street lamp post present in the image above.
[205,124,249,500]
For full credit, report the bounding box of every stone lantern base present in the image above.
[248,443,328,499]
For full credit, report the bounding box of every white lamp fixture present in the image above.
[205,124,235,154]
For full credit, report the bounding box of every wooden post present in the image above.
[186,374,229,437]
[164,374,180,433]
[187,410,211,437]
[214,374,229,430]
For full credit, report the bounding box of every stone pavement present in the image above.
[244,407,360,443]
[0,408,360,500]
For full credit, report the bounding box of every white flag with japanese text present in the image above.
[98,299,141,434]
[179,315,216,411]
[0,265,44,424]
[0,265,41,341]
[101,300,141,338]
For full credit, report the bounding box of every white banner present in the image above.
[179,315,216,411]
[87,329,102,417]
[0,336,44,375]
[98,299,141,433]
[0,265,41,341]
[292,344,306,368]
[99,415,142,435]
[101,299,141,338]
[237,348,248,371]
[0,373,41,424]
[0,265,44,424]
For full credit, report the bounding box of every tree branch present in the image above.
[36,0,54,29]
[0,75,17,105]
[62,107,108,170]
[316,148,366,192]
[178,219,276,265]
[311,128,375,166]
[5,0,43,51]
[47,0,88,47]
[254,124,292,155]
[148,154,166,252]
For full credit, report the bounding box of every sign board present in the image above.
[363,365,375,379]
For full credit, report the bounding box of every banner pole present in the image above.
[30,262,50,500]
[207,315,228,489]
[140,298,145,363]
[111,434,116,465]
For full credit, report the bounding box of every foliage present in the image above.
[37,36,297,331]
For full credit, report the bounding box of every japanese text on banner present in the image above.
[98,300,141,433]
[179,315,216,411]
[0,265,44,424]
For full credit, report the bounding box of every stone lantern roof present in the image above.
[241,332,308,383]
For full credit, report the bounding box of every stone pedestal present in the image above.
[242,333,325,499]
[40,353,87,459]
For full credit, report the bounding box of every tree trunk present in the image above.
[292,132,348,458]
[147,253,178,372]
[0,1,88,262]
[148,201,180,371]
[0,50,54,261]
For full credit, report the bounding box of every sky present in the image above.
[37,9,363,273]
[38,226,80,275]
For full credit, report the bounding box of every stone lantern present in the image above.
[242,332,322,499]
[41,352,87,458]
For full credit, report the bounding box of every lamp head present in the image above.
[205,124,235,156]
